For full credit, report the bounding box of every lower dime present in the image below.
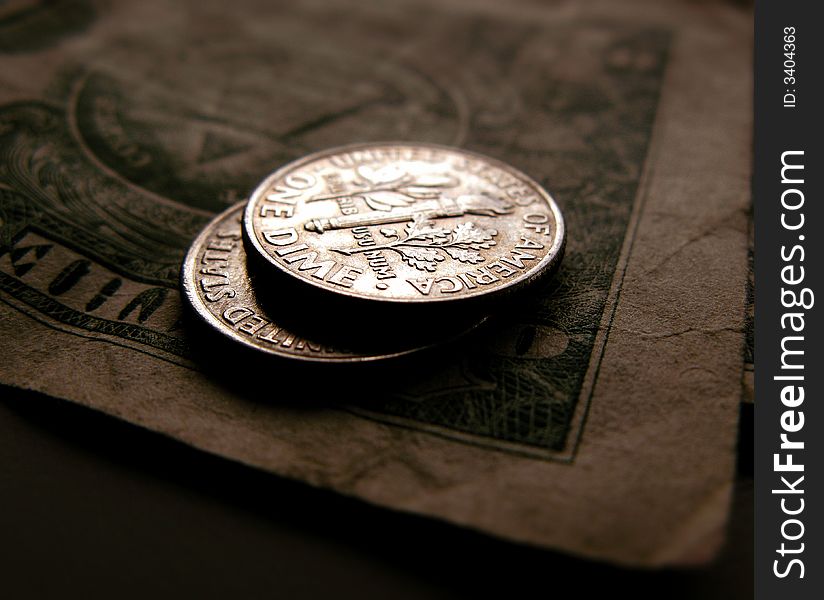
[181,203,483,363]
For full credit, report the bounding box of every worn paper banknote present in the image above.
[0,0,751,565]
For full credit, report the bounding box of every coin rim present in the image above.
[181,202,486,363]
[243,142,566,305]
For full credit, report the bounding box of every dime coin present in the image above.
[181,203,485,363]
[244,143,565,307]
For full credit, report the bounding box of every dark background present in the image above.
[0,387,752,599]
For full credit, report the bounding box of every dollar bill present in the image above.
[0,0,751,565]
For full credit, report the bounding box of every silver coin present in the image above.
[181,203,484,363]
[244,143,565,306]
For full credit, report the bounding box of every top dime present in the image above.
[244,143,565,305]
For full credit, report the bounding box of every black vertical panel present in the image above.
[755,1,822,597]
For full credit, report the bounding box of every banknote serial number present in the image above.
[783,27,797,108]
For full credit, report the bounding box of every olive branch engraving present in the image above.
[332,214,498,272]
[307,164,458,212]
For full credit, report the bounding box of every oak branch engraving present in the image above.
[332,214,498,272]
